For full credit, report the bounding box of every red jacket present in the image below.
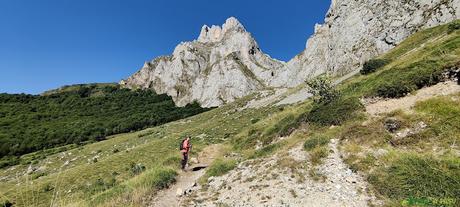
[181,139,191,153]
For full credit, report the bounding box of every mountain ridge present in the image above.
[122,0,460,107]
[121,17,287,107]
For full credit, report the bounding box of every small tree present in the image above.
[306,75,339,104]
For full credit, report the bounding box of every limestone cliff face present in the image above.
[121,17,286,107]
[122,1,460,107]
[285,0,460,86]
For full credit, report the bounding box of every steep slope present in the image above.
[121,17,286,107]
[286,0,460,85]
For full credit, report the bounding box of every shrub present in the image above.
[306,75,339,104]
[304,136,329,151]
[0,156,19,169]
[128,163,146,175]
[0,200,13,207]
[376,82,413,98]
[447,21,460,33]
[309,146,329,165]
[368,154,460,202]
[205,159,237,177]
[360,59,389,75]
[42,183,54,192]
[307,97,362,126]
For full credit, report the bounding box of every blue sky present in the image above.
[0,0,331,94]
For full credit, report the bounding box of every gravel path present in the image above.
[185,140,377,207]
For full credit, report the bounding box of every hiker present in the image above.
[180,136,192,170]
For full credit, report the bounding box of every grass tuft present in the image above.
[304,136,329,151]
[368,154,460,202]
[205,159,237,178]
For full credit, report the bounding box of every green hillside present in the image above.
[0,20,459,207]
[0,84,210,167]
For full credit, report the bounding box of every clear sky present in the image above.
[0,0,331,94]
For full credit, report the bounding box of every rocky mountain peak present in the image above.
[121,17,286,107]
[122,1,459,107]
[198,17,246,43]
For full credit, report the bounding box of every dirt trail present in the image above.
[186,140,377,206]
[365,81,460,116]
[149,145,221,207]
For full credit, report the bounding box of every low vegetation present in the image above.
[305,74,339,104]
[205,158,237,178]
[368,153,460,202]
[360,58,389,75]
[303,135,329,151]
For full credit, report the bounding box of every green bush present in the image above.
[42,183,54,192]
[447,21,460,33]
[368,154,460,202]
[360,59,389,75]
[304,136,329,151]
[306,97,362,126]
[205,159,237,177]
[306,75,339,104]
[0,200,13,207]
[376,83,414,98]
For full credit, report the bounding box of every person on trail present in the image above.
[180,136,192,170]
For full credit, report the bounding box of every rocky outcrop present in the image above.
[120,17,286,107]
[122,1,460,107]
[286,0,460,86]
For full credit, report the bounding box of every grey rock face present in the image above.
[122,1,459,107]
[120,17,286,107]
[286,0,460,86]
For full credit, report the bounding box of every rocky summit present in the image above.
[120,17,286,107]
[122,0,460,107]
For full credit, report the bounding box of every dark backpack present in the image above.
[179,139,186,150]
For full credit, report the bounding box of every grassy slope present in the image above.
[0,84,209,162]
[338,20,460,206]
[1,20,459,207]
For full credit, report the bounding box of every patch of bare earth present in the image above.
[184,140,378,207]
[365,81,460,116]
